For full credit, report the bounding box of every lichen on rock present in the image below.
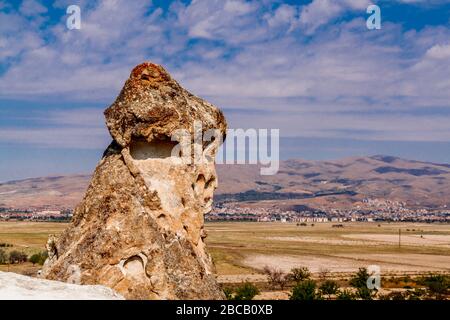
[41,62,227,300]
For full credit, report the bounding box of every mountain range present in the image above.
[1,155,450,211]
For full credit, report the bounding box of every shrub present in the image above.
[8,250,27,264]
[234,282,260,300]
[349,268,376,300]
[336,289,356,300]
[379,291,406,300]
[263,266,289,290]
[223,287,234,300]
[288,267,311,283]
[355,286,374,300]
[29,251,48,266]
[290,280,321,300]
[420,274,449,298]
[0,248,7,264]
[349,268,370,288]
[318,268,330,281]
[404,288,426,300]
[319,280,340,299]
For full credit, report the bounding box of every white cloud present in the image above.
[0,0,450,146]
[0,108,109,149]
[298,0,370,34]
[426,43,450,59]
[19,0,48,16]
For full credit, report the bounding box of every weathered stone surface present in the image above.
[0,271,124,300]
[41,62,227,300]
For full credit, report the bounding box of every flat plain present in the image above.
[0,221,449,282]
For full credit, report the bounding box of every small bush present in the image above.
[0,248,7,264]
[349,268,376,300]
[349,267,370,288]
[263,266,289,290]
[290,280,321,300]
[336,289,356,300]
[29,251,48,266]
[318,268,330,281]
[223,287,234,300]
[288,267,311,283]
[379,291,406,300]
[8,250,28,264]
[319,280,340,299]
[234,282,260,300]
[404,288,426,300]
[420,274,449,298]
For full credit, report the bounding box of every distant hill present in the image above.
[1,155,450,210]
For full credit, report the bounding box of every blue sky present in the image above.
[0,0,450,181]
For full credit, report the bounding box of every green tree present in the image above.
[421,274,449,299]
[29,251,48,266]
[8,250,27,264]
[234,282,259,300]
[288,267,311,283]
[319,280,340,299]
[38,251,48,265]
[0,248,7,264]
[223,287,234,300]
[290,280,321,300]
[29,253,40,265]
[349,268,370,288]
[336,289,356,300]
[349,268,376,300]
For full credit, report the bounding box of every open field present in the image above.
[205,222,450,283]
[0,221,449,282]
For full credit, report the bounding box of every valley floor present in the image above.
[0,221,449,299]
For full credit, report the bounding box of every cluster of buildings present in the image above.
[206,200,450,223]
[0,208,72,221]
[1,197,449,223]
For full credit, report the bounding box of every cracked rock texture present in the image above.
[41,62,227,300]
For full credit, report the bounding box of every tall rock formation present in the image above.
[42,62,227,300]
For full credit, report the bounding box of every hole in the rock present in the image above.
[181,197,186,207]
[141,74,151,81]
[196,174,206,184]
[130,139,178,160]
[183,225,188,232]
[194,174,206,194]
[205,177,215,190]
[157,213,166,219]
[123,255,145,278]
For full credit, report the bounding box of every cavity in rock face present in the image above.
[41,62,227,300]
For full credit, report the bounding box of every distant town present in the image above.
[1,197,448,223]
[209,199,449,223]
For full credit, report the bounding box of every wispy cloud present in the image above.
[0,108,109,149]
[0,0,449,147]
